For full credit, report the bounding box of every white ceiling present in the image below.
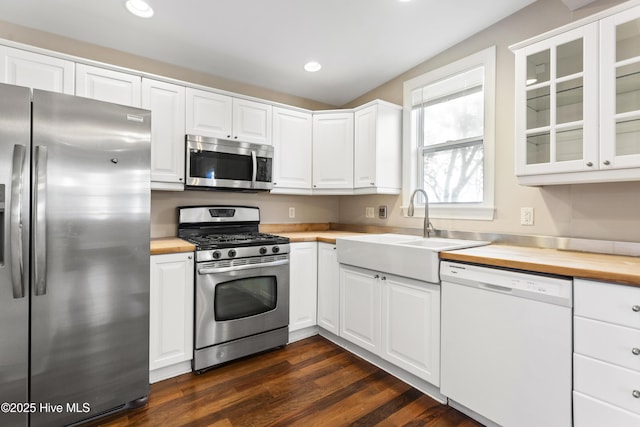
[0,0,541,106]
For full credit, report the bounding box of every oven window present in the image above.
[215,276,277,321]
[190,151,252,181]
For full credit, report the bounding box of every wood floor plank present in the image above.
[87,336,481,427]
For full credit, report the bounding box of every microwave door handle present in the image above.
[251,150,257,188]
[9,144,26,299]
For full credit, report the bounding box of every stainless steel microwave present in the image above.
[185,135,273,191]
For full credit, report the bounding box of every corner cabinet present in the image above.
[149,252,194,383]
[312,111,354,192]
[512,4,640,185]
[0,46,74,94]
[573,279,640,426]
[272,106,313,193]
[185,87,272,145]
[353,100,402,194]
[142,78,186,190]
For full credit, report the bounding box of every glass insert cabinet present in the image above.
[512,3,640,185]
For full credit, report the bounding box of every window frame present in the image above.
[402,46,496,220]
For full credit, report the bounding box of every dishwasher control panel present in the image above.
[440,261,573,306]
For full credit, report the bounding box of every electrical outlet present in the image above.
[365,207,375,218]
[288,207,295,218]
[520,207,534,226]
[378,205,388,219]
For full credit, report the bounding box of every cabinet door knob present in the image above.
[586,162,593,167]
[188,255,193,260]
[632,347,640,356]
[633,390,640,399]
[633,305,640,312]
[381,276,386,281]
[374,274,380,279]
[603,160,611,165]
[370,182,375,186]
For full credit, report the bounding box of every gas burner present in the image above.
[183,232,289,251]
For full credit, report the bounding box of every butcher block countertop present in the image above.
[440,244,640,287]
[150,237,195,255]
[150,230,640,287]
[276,231,365,243]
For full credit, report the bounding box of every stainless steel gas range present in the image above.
[177,206,290,372]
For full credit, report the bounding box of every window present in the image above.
[403,47,496,220]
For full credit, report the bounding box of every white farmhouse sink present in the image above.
[336,233,489,283]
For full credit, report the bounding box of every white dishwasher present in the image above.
[440,261,573,427]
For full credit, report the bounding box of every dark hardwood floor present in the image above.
[91,335,482,426]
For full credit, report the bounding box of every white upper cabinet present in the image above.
[512,3,640,185]
[600,5,640,171]
[312,111,354,192]
[185,87,272,145]
[353,100,402,194]
[75,63,141,107]
[271,106,313,193]
[142,78,186,190]
[514,24,598,179]
[0,46,74,94]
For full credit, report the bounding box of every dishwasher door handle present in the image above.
[479,282,513,293]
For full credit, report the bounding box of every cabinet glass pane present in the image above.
[557,78,583,124]
[616,62,640,114]
[526,50,550,86]
[556,128,583,161]
[557,39,583,78]
[616,118,640,156]
[616,17,640,62]
[526,132,550,165]
[527,86,550,129]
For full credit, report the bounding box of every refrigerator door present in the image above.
[0,83,31,427]
[30,90,151,427]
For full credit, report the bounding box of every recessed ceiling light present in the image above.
[304,61,322,72]
[125,0,154,18]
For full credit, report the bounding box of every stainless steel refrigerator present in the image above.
[0,83,151,427]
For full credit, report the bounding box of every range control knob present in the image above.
[272,246,280,254]
[259,247,268,255]
[228,249,237,258]
[212,250,222,260]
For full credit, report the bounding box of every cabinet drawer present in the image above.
[575,317,640,372]
[574,391,640,427]
[574,279,640,329]
[574,354,640,415]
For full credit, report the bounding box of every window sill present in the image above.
[402,205,495,221]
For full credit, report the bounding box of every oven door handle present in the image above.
[197,259,289,275]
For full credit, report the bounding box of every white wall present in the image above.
[339,0,640,242]
[151,191,339,238]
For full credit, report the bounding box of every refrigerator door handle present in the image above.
[34,145,48,296]
[10,144,26,299]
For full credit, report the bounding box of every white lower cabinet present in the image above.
[382,275,440,385]
[149,252,194,382]
[340,265,381,354]
[317,242,339,335]
[289,242,318,332]
[339,263,440,384]
[573,278,640,426]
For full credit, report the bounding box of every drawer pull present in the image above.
[633,305,640,312]
[633,348,640,356]
[633,390,640,399]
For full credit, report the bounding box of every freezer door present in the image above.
[0,83,31,427]
[30,90,151,427]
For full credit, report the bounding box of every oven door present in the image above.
[195,256,289,350]
[186,137,273,190]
